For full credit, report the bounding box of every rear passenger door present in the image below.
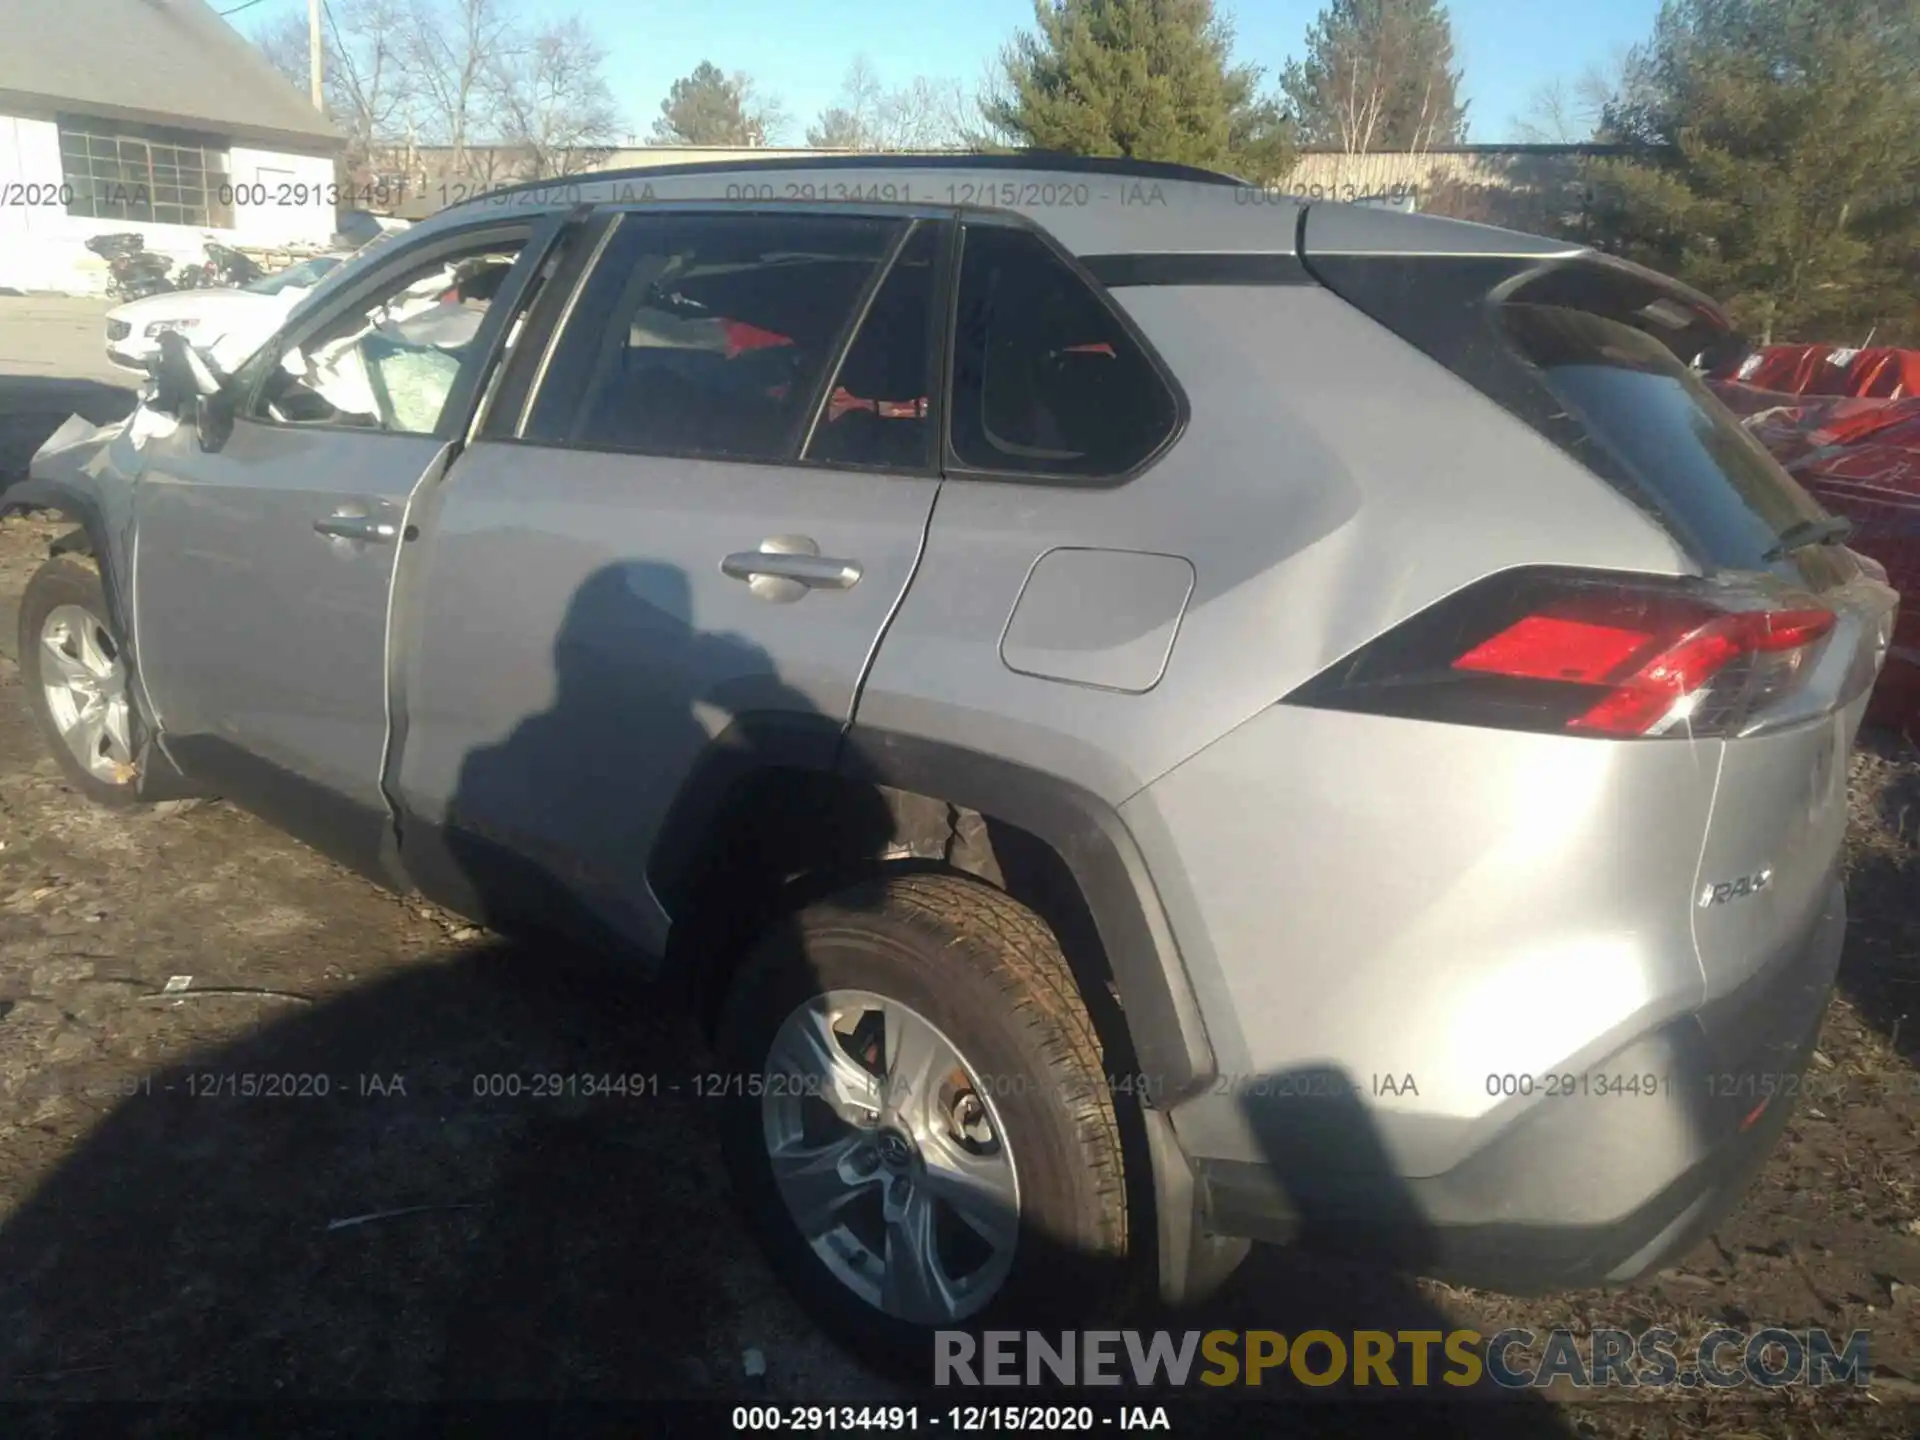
[391,207,950,950]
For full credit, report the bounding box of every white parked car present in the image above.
[103,254,350,374]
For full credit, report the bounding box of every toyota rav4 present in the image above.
[7,155,1898,1365]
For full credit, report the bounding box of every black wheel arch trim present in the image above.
[647,714,1217,1106]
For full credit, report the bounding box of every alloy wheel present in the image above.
[39,603,135,785]
[761,989,1020,1324]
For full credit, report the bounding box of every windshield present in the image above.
[243,256,343,296]
[276,231,407,327]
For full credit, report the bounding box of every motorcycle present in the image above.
[85,232,176,301]
[204,242,264,288]
[171,258,217,290]
[169,240,267,292]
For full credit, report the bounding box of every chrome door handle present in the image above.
[721,552,863,588]
[314,514,398,543]
[721,536,862,602]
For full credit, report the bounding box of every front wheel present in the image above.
[19,556,144,808]
[716,872,1134,1371]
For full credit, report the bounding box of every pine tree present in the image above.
[981,0,1295,182]
[1280,0,1469,152]
[1584,0,1920,343]
[652,62,782,147]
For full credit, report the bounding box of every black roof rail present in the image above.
[448,150,1249,210]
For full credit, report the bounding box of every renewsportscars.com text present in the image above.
[934,1327,1871,1390]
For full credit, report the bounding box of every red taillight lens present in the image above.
[1454,603,1836,736]
[1285,567,1838,739]
[1455,615,1661,684]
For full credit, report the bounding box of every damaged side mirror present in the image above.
[194,388,235,453]
[151,330,234,453]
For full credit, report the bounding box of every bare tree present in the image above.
[959,56,1018,152]
[873,76,970,150]
[492,16,622,178]
[806,55,887,147]
[255,0,411,178]
[1513,78,1580,144]
[807,58,969,151]
[406,0,517,179]
[1512,55,1624,144]
[257,1,627,189]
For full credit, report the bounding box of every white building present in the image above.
[0,0,344,295]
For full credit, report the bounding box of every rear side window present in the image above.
[949,225,1179,480]
[527,212,900,461]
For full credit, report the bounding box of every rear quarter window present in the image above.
[1503,304,1829,572]
[949,225,1181,481]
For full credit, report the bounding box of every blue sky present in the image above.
[234,0,1661,145]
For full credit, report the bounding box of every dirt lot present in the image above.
[1,489,1919,1431]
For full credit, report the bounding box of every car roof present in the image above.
[419,152,1583,263]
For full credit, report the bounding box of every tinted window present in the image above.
[1307,251,1838,579]
[250,239,524,434]
[803,222,939,471]
[529,213,899,461]
[949,225,1179,479]
[1504,305,1828,569]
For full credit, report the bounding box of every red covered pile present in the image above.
[1708,344,1920,731]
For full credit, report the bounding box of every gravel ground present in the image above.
[0,505,1917,1436]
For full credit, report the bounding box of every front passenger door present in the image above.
[132,213,568,879]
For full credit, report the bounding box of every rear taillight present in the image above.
[1285,567,1836,739]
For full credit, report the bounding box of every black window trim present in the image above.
[452,204,597,445]
[235,208,572,442]
[493,205,957,481]
[940,210,1191,490]
[480,207,622,441]
[791,219,916,458]
[794,217,955,476]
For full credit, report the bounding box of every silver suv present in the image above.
[9,156,1899,1362]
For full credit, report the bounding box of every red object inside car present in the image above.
[722,319,795,360]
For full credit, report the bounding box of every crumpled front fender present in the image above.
[6,398,178,511]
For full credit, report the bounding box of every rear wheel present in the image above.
[19,556,143,808]
[716,872,1133,1370]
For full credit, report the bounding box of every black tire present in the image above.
[18,555,144,809]
[716,871,1134,1374]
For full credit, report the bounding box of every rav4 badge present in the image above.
[1699,869,1774,907]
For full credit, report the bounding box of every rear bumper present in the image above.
[1195,878,1845,1294]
